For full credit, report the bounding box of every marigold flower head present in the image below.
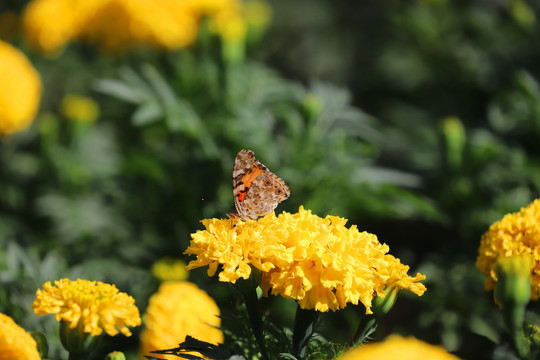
[0,312,41,360]
[476,198,540,300]
[33,278,141,337]
[335,335,461,360]
[139,281,223,359]
[185,206,426,313]
[0,40,42,136]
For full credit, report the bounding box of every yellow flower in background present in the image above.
[60,94,100,123]
[0,312,41,360]
[80,0,199,53]
[476,198,540,300]
[0,40,42,136]
[33,278,141,337]
[151,258,189,282]
[185,206,426,313]
[335,335,461,360]
[22,0,256,54]
[140,281,223,359]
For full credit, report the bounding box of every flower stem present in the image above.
[234,267,268,360]
[292,306,318,359]
[241,286,268,360]
[352,313,377,346]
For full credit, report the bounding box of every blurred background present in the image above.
[2,0,540,358]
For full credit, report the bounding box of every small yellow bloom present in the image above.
[60,94,100,123]
[33,278,141,337]
[476,198,540,300]
[0,40,42,136]
[185,207,426,313]
[335,335,461,360]
[151,258,189,282]
[0,312,41,360]
[139,281,223,359]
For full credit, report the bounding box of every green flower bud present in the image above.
[30,331,49,358]
[302,94,323,120]
[372,287,399,317]
[105,351,126,360]
[495,255,532,312]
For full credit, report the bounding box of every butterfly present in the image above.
[227,149,290,221]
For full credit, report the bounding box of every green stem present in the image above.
[241,286,268,360]
[292,306,319,359]
[234,267,268,360]
[352,313,377,346]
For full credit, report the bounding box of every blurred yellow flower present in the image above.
[33,278,141,337]
[140,281,223,360]
[335,335,461,360]
[151,258,189,282]
[0,40,42,136]
[22,0,250,54]
[476,198,540,300]
[185,206,426,313]
[0,312,41,360]
[60,94,100,123]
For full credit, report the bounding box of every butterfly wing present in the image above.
[228,149,290,220]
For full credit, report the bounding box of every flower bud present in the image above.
[372,287,399,317]
[30,331,49,358]
[495,255,532,311]
[105,351,126,360]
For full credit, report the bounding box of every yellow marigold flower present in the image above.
[476,198,540,300]
[151,258,189,282]
[139,281,223,359]
[0,40,42,136]
[60,94,100,123]
[0,312,41,360]
[80,0,199,53]
[22,0,219,54]
[185,206,426,313]
[33,278,141,337]
[22,0,103,55]
[23,0,250,54]
[335,335,461,360]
